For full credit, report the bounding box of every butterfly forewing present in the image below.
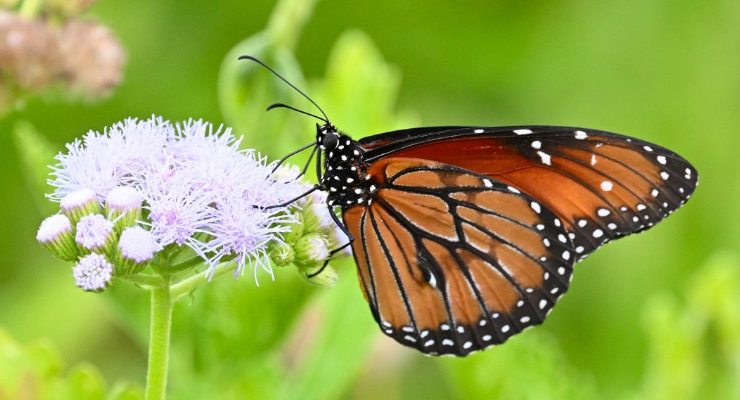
[343,158,575,356]
[360,126,698,259]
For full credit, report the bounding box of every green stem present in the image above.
[154,255,206,274]
[145,275,173,400]
[170,262,235,302]
[18,0,43,19]
[267,0,319,50]
[120,273,163,288]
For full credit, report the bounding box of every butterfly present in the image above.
[241,56,699,356]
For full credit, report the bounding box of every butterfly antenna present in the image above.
[239,55,330,123]
[266,102,328,123]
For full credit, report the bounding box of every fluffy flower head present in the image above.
[47,116,304,282]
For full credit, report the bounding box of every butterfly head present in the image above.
[317,123,340,151]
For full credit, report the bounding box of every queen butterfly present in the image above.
[241,56,698,356]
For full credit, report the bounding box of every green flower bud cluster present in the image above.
[270,190,350,288]
[0,3,124,113]
[37,188,157,292]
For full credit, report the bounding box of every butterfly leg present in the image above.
[270,141,315,173]
[294,145,318,180]
[306,205,354,279]
[259,185,321,210]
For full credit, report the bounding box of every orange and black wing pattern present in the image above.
[343,158,576,356]
[360,126,698,259]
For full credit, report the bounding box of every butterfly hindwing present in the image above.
[343,158,576,356]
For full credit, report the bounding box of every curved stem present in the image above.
[145,275,173,400]
[154,255,206,274]
[170,262,236,302]
[120,273,163,288]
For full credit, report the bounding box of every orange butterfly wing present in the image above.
[360,127,698,259]
[343,158,575,356]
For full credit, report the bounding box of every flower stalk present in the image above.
[145,274,173,400]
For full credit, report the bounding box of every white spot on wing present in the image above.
[514,129,533,135]
[575,130,588,140]
[531,202,541,213]
[531,140,542,149]
[474,129,484,134]
[601,181,613,191]
[483,179,493,188]
[537,151,552,165]
[657,155,667,165]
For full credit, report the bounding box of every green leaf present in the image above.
[312,29,419,137]
[275,264,377,400]
[12,119,58,215]
[106,382,144,400]
[439,331,599,400]
[0,327,143,400]
[218,0,322,160]
[61,363,107,400]
[638,252,740,400]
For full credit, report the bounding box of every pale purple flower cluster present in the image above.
[48,116,302,281]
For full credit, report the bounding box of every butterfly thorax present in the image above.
[317,123,370,209]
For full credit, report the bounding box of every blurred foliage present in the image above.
[0,326,143,399]
[1,0,737,399]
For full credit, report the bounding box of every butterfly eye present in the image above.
[323,132,339,150]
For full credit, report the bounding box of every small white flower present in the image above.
[73,253,114,292]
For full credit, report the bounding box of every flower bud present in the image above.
[302,202,334,234]
[116,226,157,275]
[106,186,142,233]
[36,214,78,261]
[300,264,338,288]
[75,214,115,255]
[293,233,330,264]
[73,253,113,292]
[58,19,125,99]
[270,240,295,267]
[281,211,304,244]
[0,12,61,92]
[60,188,101,225]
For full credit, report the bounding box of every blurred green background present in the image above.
[1,0,738,399]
